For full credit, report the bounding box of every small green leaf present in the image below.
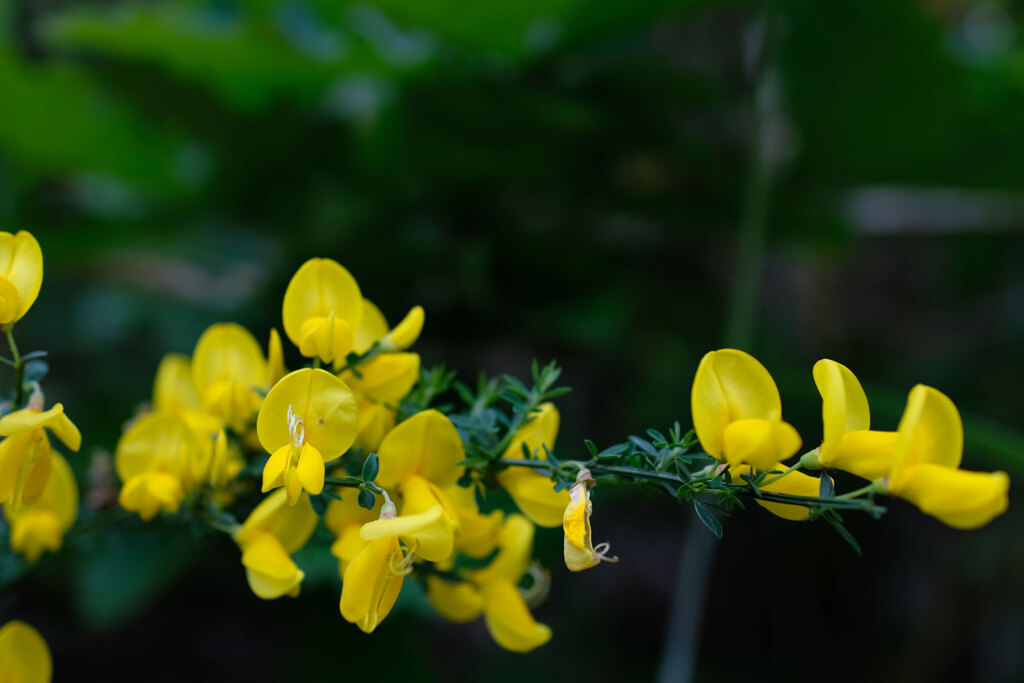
[694,501,723,539]
[584,439,599,457]
[361,453,379,483]
[819,472,834,498]
[824,513,862,556]
[24,360,48,383]
[357,489,376,510]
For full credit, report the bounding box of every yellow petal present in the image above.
[376,409,465,488]
[282,258,362,350]
[449,487,504,559]
[324,491,381,536]
[381,305,424,351]
[268,328,286,383]
[472,514,534,586]
[115,413,196,482]
[257,368,358,460]
[691,349,782,458]
[481,578,552,653]
[10,509,62,563]
[352,396,396,452]
[236,488,318,554]
[0,276,20,326]
[340,536,403,633]
[0,404,79,451]
[341,353,421,404]
[5,452,78,534]
[426,576,484,623]
[893,464,1009,529]
[0,431,50,506]
[153,353,202,413]
[813,359,870,462]
[352,298,389,354]
[891,385,963,483]
[0,230,43,323]
[502,402,559,460]
[119,471,183,521]
[721,418,801,471]
[497,469,569,528]
[732,463,823,521]
[295,442,325,495]
[360,504,454,562]
[0,620,52,683]
[240,531,305,599]
[192,323,269,397]
[824,430,899,481]
[299,314,353,365]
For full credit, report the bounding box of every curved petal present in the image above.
[282,258,362,348]
[0,404,64,437]
[502,402,559,461]
[0,231,43,322]
[893,464,1009,529]
[153,353,202,413]
[382,306,424,351]
[353,298,389,354]
[813,359,870,461]
[481,578,552,653]
[376,409,465,488]
[340,537,395,628]
[342,353,421,404]
[497,470,569,528]
[0,620,52,683]
[824,430,898,481]
[426,576,484,623]
[721,418,801,471]
[257,368,358,459]
[236,488,318,554]
[267,328,287,384]
[891,385,963,483]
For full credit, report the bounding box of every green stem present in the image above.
[838,483,875,500]
[324,477,364,488]
[3,324,25,408]
[758,461,802,487]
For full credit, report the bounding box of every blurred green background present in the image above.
[2,0,1024,681]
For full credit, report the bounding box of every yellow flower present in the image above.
[426,514,552,652]
[0,403,81,510]
[883,385,1009,529]
[374,409,464,560]
[115,412,198,520]
[691,349,801,471]
[562,470,617,572]
[5,453,77,562]
[811,359,897,480]
[0,231,43,326]
[235,489,318,599]
[729,462,825,521]
[341,501,454,633]
[282,258,362,366]
[445,483,504,559]
[497,402,569,528]
[152,353,202,414]
[0,620,52,683]
[257,368,358,505]
[192,323,270,433]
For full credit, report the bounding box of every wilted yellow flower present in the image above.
[691,349,801,471]
[498,402,569,528]
[883,385,1009,529]
[0,403,81,510]
[0,620,52,683]
[562,470,617,572]
[0,231,43,326]
[235,489,318,599]
[192,323,270,433]
[282,258,362,365]
[257,368,358,505]
[5,453,77,562]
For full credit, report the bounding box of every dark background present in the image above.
[2,0,1023,681]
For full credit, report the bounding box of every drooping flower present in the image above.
[257,368,358,505]
[691,349,801,471]
[0,231,43,326]
[426,514,552,652]
[191,323,271,433]
[810,359,897,480]
[497,402,569,528]
[883,385,1009,529]
[234,488,318,599]
[562,470,617,572]
[0,403,81,510]
[5,453,77,562]
[282,258,363,366]
[0,620,52,683]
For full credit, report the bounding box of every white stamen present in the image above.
[287,405,305,447]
